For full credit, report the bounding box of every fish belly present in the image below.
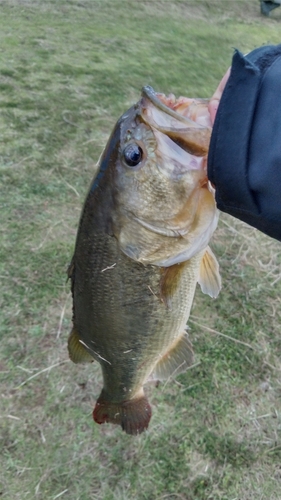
[71,228,201,433]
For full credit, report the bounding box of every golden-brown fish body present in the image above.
[68,87,221,435]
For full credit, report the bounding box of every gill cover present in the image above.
[114,86,218,267]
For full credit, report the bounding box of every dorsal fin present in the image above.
[198,246,221,298]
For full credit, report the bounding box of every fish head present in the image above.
[96,86,218,266]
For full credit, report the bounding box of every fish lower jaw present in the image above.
[93,389,152,435]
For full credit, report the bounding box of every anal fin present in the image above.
[68,327,94,364]
[152,332,194,381]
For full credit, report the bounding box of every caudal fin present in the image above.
[93,390,152,435]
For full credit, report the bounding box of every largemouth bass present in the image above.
[68,86,221,435]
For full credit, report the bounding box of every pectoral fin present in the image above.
[198,246,221,298]
[152,333,194,381]
[68,327,94,364]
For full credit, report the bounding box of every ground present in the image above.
[1,1,281,499]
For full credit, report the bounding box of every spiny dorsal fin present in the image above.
[68,327,94,364]
[198,246,221,298]
[151,333,194,381]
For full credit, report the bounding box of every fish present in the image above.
[68,86,221,435]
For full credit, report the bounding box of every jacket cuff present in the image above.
[208,45,281,240]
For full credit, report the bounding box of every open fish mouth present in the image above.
[142,86,200,125]
[140,86,212,157]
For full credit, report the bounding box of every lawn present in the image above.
[1,1,281,499]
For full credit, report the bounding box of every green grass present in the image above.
[1,1,281,498]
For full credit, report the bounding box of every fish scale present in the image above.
[75,228,200,384]
[68,86,221,434]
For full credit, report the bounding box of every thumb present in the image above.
[208,67,231,124]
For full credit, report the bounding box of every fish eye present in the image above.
[123,143,143,167]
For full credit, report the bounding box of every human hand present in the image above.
[169,67,230,128]
[208,68,230,125]
[157,68,230,131]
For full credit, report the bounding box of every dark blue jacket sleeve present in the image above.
[207,44,281,241]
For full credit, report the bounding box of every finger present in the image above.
[208,67,231,124]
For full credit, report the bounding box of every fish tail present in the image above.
[93,390,152,435]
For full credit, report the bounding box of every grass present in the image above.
[1,0,281,498]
